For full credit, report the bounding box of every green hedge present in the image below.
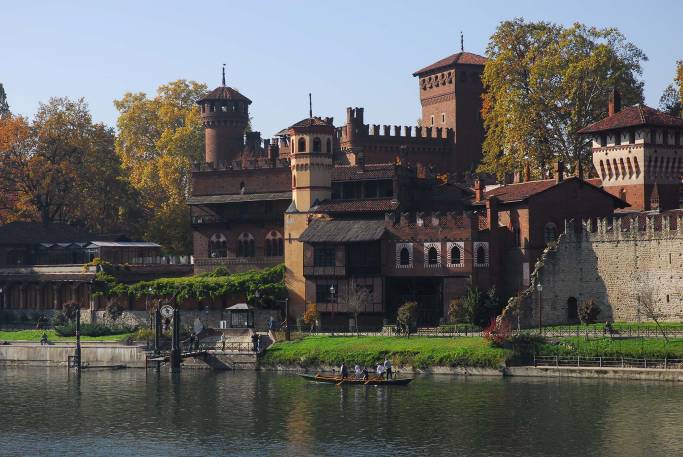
[93,264,286,304]
[54,323,135,337]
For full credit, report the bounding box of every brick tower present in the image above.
[284,114,336,319]
[196,66,252,166]
[413,50,487,175]
[579,90,683,211]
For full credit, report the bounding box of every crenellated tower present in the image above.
[196,67,252,166]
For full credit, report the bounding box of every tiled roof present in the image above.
[577,105,683,134]
[314,198,399,213]
[299,219,386,243]
[332,164,396,181]
[413,51,487,76]
[481,177,626,207]
[483,179,557,203]
[197,86,252,104]
[288,117,334,129]
[0,222,95,245]
[187,192,292,205]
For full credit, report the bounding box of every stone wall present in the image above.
[526,216,683,325]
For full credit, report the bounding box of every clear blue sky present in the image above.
[2,0,681,137]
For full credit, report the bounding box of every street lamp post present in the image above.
[74,307,82,370]
[284,298,290,341]
[154,304,161,356]
[537,283,543,334]
[329,285,336,335]
[0,287,4,309]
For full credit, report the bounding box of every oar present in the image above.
[337,378,345,387]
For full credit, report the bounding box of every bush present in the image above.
[61,302,80,321]
[578,298,601,324]
[397,301,417,334]
[105,302,124,322]
[483,317,511,347]
[303,304,319,331]
[209,266,230,277]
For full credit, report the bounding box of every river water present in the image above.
[0,368,681,457]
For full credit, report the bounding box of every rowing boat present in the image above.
[298,373,413,386]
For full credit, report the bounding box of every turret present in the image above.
[288,116,335,211]
[196,67,252,166]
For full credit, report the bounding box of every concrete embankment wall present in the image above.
[506,366,683,382]
[0,343,149,368]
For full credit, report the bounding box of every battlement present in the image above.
[192,156,290,172]
[565,214,683,241]
[384,211,475,229]
[344,106,454,142]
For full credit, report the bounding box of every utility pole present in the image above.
[154,305,161,356]
[284,298,290,341]
[170,307,181,371]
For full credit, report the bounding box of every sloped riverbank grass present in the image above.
[538,337,683,359]
[261,336,511,369]
[0,329,135,342]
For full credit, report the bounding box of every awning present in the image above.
[187,192,292,205]
[299,219,386,243]
[87,241,161,248]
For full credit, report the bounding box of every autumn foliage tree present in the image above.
[480,19,646,179]
[114,80,207,254]
[0,98,138,232]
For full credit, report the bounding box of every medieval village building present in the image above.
[188,51,678,327]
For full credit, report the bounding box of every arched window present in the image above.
[476,246,486,265]
[237,233,255,258]
[312,137,321,152]
[543,223,557,244]
[400,248,410,265]
[450,245,461,265]
[326,138,332,153]
[209,233,227,258]
[567,297,578,321]
[265,231,284,257]
[292,174,296,188]
[297,137,306,153]
[427,247,438,265]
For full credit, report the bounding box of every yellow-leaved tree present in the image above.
[114,80,207,254]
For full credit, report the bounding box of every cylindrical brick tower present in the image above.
[197,78,252,166]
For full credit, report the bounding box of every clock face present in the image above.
[160,305,174,319]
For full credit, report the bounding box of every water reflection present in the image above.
[0,368,680,456]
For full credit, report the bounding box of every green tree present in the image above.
[0,83,9,117]
[114,80,207,253]
[661,60,683,117]
[480,19,646,179]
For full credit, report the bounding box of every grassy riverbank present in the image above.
[537,337,683,359]
[0,329,134,342]
[261,336,510,369]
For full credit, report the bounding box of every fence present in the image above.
[533,355,683,370]
[525,326,683,339]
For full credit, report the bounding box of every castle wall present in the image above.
[529,216,683,325]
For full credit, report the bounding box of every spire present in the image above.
[309,93,313,119]
[222,64,226,86]
[460,31,464,52]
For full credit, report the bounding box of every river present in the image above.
[0,368,680,456]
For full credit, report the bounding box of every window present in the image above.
[316,283,333,303]
[430,115,434,126]
[512,223,521,247]
[209,233,227,258]
[265,231,284,257]
[314,247,336,267]
[441,113,446,124]
[543,223,557,244]
[424,242,441,267]
[237,233,255,258]
[326,138,332,153]
[297,137,306,153]
[473,242,489,267]
[567,297,578,321]
[396,243,413,268]
[313,137,321,152]
[447,242,464,267]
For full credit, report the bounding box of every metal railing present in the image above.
[533,355,683,370]
[525,326,683,339]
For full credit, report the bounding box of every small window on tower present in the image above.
[221,104,228,112]
[313,137,321,153]
[441,113,446,124]
[430,115,435,126]
[298,137,306,153]
[326,138,332,153]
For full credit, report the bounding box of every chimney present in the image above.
[504,173,514,185]
[474,179,483,202]
[608,89,621,116]
[555,160,564,183]
[357,152,365,170]
[575,160,584,180]
[524,162,531,182]
[486,196,499,231]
